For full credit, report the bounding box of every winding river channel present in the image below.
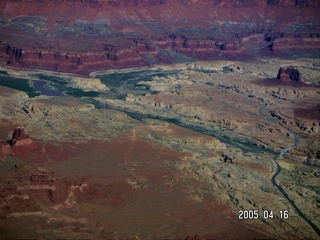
[88,98,320,237]
[1,73,319,237]
[259,106,320,237]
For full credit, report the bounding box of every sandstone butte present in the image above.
[0,0,320,75]
[9,127,32,146]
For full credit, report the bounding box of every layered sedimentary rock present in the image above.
[0,166,56,212]
[0,0,319,74]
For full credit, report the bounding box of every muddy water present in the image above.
[0,72,273,153]
[117,108,274,154]
[32,80,64,97]
[0,75,39,97]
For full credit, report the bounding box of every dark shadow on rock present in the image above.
[9,127,29,146]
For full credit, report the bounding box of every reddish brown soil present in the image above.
[294,104,320,120]
[244,162,269,175]
[0,126,275,238]
[0,140,81,163]
[255,78,309,87]
[168,123,211,139]
[57,140,270,239]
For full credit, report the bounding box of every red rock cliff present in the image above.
[0,0,319,74]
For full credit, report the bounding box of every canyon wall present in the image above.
[0,0,319,74]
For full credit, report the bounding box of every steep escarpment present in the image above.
[0,0,319,74]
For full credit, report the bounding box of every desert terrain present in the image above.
[0,0,320,239]
[0,57,319,239]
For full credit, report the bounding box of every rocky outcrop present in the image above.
[221,153,233,163]
[267,0,320,7]
[277,67,301,83]
[273,67,309,87]
[0,0,319,74]
[185,235,205,240]
[0,166,56,212]
[10,127,29,146]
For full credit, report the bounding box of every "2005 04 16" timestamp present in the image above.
[238,210,289,220]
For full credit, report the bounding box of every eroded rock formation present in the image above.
[10,127,29,146]
[277,67,301,83]
[0,0,319,74]
[185,235,205,240]
[0,166,56,212]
